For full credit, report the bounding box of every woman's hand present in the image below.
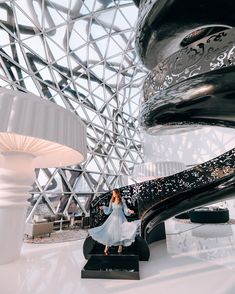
[128,209,134,214]
[99,206,104,210]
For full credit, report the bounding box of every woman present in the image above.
[88,188,140,255]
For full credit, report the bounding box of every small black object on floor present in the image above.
[81,254,139,280]
[189,207,229,223]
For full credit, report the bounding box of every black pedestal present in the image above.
[83,235,150,261]
[81,255,140,280]
[189,207,229,223]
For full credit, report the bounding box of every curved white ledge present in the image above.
[0,88,87,167]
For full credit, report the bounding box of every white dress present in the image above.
[88,200,140,247]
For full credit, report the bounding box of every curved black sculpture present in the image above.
[136,2,235,133]
[143,28,235,101]
[88,0,235,245]
[85,0,235,248]
[135,0,235,68]
[141,66,235,132]
[189,207,229,224]
[133,0,235,241]
[89,148,235,241]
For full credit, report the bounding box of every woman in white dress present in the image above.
[88,188,140,255]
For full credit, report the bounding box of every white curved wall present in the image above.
[143,126,235,166]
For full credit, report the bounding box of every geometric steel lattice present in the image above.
[0,1,147,219]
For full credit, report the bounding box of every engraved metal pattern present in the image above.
[138,148,235,217]
[134,0,235,240]
[143,29,235,100]
[90,148,235,228]
[135,0,235,67]
[140,66,235,131]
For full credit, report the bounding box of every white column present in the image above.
[0,152,35,264]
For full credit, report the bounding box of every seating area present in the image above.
[25,222,54,238]
[24,214,90,239]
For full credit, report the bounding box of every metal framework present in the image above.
[0,0,233,220]
[0,0,147,219]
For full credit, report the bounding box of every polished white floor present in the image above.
[1,218,235,294]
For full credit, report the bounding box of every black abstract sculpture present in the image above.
[89,148,235,242]
[88,0,235,244]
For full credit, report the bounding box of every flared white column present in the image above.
[0,152,35,264]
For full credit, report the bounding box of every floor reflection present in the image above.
[1,219,235,294]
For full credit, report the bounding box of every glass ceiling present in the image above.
[0,0,234,219]
[0,0,146,118]
[0,0,148,217]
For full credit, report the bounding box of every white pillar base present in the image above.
[0,152,35,264]
[0,205,27,264]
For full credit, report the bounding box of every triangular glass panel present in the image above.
[22,76,41,96]
[14,2,41,29]
[22,35,47,60]
[44,35,67,61]
[74,175,92,193]
[69,28,87,51]
[94,37,109,58]
[0,26,16,47]
[45,169,65,193]
[90,23,109,40]
[47,3,67,26]
[33,196,55,216]
[112,8,133,30]
[80,1,92,15]
[88,42,102,62]
[118,5,138,27]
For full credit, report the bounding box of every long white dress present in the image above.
[88,200,140,247]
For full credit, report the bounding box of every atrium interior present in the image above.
[0,0,235,292]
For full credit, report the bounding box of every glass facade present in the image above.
[0,0,147,218]
[0,1,233,220]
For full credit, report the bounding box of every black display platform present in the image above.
[81,255,140,280]
[189,207,229,223]
[83,235,150,261]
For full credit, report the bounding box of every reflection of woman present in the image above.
[88,188,140,255]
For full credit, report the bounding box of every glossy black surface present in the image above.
[140,66,235,132]
[87,0,235,247]
[143,29,235,101]
[90,148,235,240]
[83,235,150,261]
[140,147,235,235]
[189,207,229,224]
[81,255,140,280]
[135,0,235,68]
[83,236,96,260]
[145,222,166,245]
